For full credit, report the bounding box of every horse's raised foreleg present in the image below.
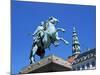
[56,28,66,32]
[30,44,38,64]
[55,32,69,45]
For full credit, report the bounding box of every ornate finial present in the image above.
[73,26,76,31]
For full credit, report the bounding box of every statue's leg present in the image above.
[55,32,69,45]
[53,32,59,46]
[59,37,69,45]
[56,28,66,32]
[30,56,35,64]
[54,41,59,46]
[30,44,38,64]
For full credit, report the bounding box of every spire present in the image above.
[72,26,80,56]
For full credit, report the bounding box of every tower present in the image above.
[72,27,80,57]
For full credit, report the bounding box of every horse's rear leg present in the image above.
[30,44,38,64]
[59,37,69,45]
[30,56,35,64]
[56,35,69,45]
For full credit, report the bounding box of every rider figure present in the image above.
[32,21,47,43]
[32,17,59,44]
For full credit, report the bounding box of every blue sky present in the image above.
[11,1,96,74]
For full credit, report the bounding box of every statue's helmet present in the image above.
[48,16,59,25]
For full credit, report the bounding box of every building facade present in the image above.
[72,48,96,70]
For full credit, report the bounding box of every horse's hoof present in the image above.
[30,61,35,64]
[30,62,32,64]
[65,41,69,45]
[62,29,66,32]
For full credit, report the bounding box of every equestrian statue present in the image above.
[29,17,69,64]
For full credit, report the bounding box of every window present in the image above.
[73,68,76,70]
[92,61,95,67]
[77,66,80,70]
[87,54,90,58]
[90,53,93,57]
[86,63,90,68]
[82,65,85,70]
[80,58,83,61]
[77,59,79,63]
[84,56,86,60]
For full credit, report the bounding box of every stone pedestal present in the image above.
[19,55,72,74]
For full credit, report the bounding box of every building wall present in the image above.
[72,49,96,70]
[73,57,96,70]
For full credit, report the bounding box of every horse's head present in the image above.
[48,17,59,25]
